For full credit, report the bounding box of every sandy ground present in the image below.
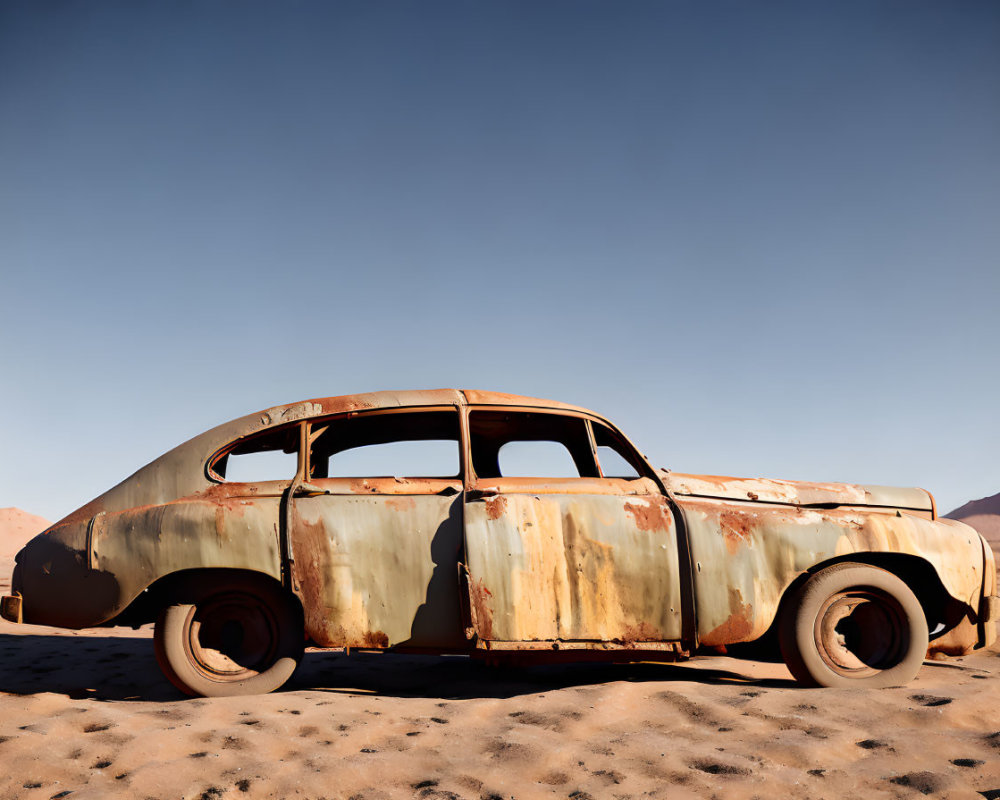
[0,510,998,800]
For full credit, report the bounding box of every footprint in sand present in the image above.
[888,771,948,794]
[689,759,752,777]
[910,694,953,707]
[483,738,532,762]
[82,722,115,733]
[856,739,891,750]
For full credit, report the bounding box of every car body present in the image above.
[4,390,997,695]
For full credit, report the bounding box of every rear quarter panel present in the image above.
[90,487,284,623]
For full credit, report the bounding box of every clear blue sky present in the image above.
[2,1,998,521]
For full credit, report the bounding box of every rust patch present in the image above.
[623,500,672,532]
[470,578,494,640]
[484,495,508,521]
[57,499,106,528]
[719,510,754,555]
[362,630,389,648]
[385,497,417,512]
[700,589,754,646]
[289,515,331,644]
[349,479,378,494]
[616,621,663,647]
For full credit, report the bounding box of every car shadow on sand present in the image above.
[293,650,799,699]
[0,631,797,702]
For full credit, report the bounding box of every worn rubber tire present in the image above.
[153,583,304,697]
[779,563,928,688]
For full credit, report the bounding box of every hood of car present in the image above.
[661,471,935,515]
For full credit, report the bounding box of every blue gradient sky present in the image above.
[2,1,998,521]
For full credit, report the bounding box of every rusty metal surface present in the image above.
[6,388,993,670]
[463,477,683,644]
[678,496,986,648]
[291,477,466,649]
[17,485,285,628]
[665,472,935,517]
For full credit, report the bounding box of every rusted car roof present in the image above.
[58,390,604,526]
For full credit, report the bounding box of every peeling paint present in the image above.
[484,495,507,521]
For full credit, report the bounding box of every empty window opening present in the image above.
[596,446,640,479]
[212,426,300,482]
[593,422,649,480]
[310,410,460,479]
[498,440,582,478]
[469,410,597,479]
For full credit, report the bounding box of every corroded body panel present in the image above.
[463,478,683,644]
[93,489,284,615]
[17,484,284,628]
[679,496,985,646]
[290,477,465,649]
[666,472,935,517]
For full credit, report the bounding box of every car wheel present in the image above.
[779,563,928,688]
[154,582,304,697]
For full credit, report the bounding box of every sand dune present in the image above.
[947,492,1000,557]
[0,507,49,559]
[0,508,998,799]
[0,508,49,597]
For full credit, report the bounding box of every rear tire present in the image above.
[779,563,928,688]
[154,581,303,697]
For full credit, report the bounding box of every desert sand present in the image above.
[0,507,997,800]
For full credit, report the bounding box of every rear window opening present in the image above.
[211,426,300,482]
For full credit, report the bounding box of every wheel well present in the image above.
[801,553,960,635]
[723,552,963,662]
[108,568,302,628]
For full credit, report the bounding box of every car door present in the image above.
[289,407,466,650]
[461,407,683,648]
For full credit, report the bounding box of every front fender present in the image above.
[679,498,986,647]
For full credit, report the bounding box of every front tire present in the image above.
[154,582,304,697]
[779,563,928,688]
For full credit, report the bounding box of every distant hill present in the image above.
[945,492,1000,555]
[0,507,51,563]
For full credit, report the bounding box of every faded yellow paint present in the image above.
[290,480,465,650]
[464,484,682,644]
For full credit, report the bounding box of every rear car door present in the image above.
[290,407,466,649]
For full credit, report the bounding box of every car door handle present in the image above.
[437,486,460,496]
[466,488,499,501]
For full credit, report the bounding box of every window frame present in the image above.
[589,419,655,481]
[465,405,652,482]
[303,405,465,482]
[205,421,305,484]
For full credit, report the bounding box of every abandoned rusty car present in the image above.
[3,390,997,696]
